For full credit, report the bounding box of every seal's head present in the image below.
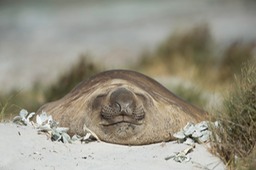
[37,70,207,145]
[96,87,145,138]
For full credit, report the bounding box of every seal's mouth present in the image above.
[100,115,144,126]
[99,87,145,126]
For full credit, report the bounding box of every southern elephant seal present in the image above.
[36,70,207,145]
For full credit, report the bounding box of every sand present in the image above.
[0,123,225,170]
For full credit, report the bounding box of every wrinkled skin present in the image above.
[36,70,207,145]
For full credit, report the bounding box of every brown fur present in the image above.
[36,70,207,145]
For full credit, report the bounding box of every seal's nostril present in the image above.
[110,88,136,115]
[114,102,121,112]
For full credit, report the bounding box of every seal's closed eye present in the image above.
[96,94,107,98]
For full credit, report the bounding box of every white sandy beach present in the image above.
[0,123,225,170]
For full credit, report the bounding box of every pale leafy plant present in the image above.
[13,109,35,126]
[13,109,96,144]
[173,121,217,145]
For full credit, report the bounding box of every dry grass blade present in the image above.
[210,62,256,169]
[83,124,101,142]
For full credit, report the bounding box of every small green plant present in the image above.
[211,62,256,169]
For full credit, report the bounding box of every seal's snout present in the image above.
[110,88,135,115]
[101,87,145,123]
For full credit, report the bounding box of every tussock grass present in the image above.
[45,55,102,102]
[156,23,213,68]
[219,41,255,82]
[137,24,215,79]
[137,25,256,168]
[172,85,207,109]
[137,23,255,91]
[0,93,22,121]
[0,55,102,120]
[0,101,9,121]
[210,62,256,169]
[0,22,255,169]
[236,148,256,170]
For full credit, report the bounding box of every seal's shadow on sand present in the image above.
[36,70,207,145]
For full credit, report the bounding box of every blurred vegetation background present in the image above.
[0,1,256,168]
[1,24,255,119]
